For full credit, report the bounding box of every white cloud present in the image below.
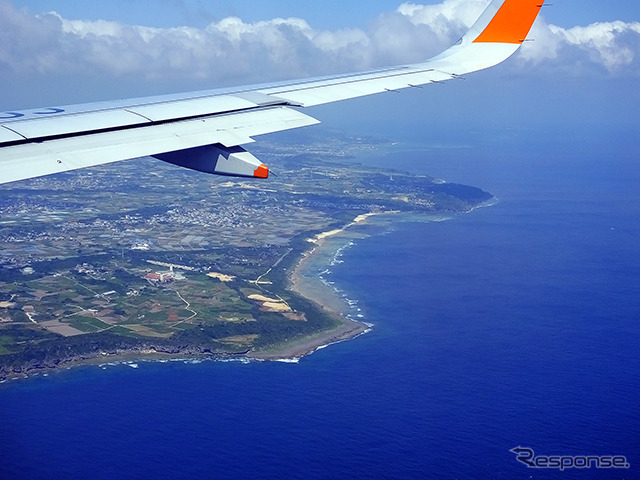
[516,18,640,76]
[397,0,487,36]
[0,0,638,87]
[553,21,640,72]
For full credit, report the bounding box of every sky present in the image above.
[0,0,638,160]
[5,0,640,30]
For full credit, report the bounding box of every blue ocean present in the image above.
[1,134,638,479]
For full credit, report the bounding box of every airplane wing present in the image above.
[0,0,544,185]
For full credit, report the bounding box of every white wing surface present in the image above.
[0,0,545,184]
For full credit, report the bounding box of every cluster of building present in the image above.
[144,272,175,284]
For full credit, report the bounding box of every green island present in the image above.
[0,133,493,380]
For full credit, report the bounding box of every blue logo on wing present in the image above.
[34,107,65,115]
[0,107,65,120]
[0,112,25,119]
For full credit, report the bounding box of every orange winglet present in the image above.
[473,0,544,44]
[253,164,269,178]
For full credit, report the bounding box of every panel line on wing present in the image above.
[0,125,27,142]
[0,103,298,147]
[124,109,154,122]
[268,67,436,95]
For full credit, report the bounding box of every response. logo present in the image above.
[510,447,630,471]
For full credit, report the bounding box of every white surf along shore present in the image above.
[247,211,401,360]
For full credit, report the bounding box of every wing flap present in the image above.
[3,109,151,141]
[0,95,277,144]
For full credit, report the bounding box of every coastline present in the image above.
[0,346,248,383]
[1,214,379,382]
[248,213,389,360]
[248,231,371,361]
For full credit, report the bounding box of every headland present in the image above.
[0,134,493,381]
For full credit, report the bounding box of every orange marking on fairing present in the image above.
[253,164,269,178]
[473,0,543,44]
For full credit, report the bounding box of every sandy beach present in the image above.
[248,214,385,360]
[248,257,370,361]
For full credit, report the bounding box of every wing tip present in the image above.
[472,0,545,45]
